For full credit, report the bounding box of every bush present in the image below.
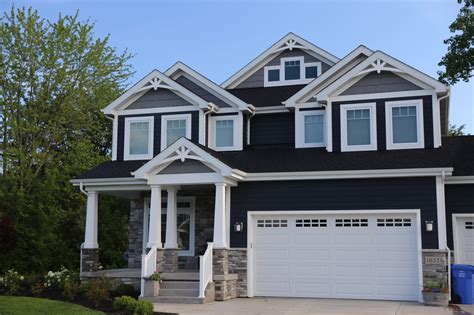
[112,283,139,299]
[31,281,45,297]
[62,281,81,301]
[2,269,24,295]
[85,277,113,306]
[43,267,76,290]
[113,295,153,315]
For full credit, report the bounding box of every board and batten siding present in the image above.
[332,95,434,152]
[249,112,295,145]
[230,177,439,249]
[235,49,331,89]
[445,184,474,249]
[126,89,191,109]
[340,71,422,95]
[116,111,199,160]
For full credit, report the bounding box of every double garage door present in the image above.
[252,212,420,301]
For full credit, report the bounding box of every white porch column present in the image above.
[165,186,178,249]
[84,191,98,248]
[147,185,163,248]
[213,183,228,248]
[225,185,231,246]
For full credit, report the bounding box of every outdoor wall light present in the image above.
[234,222,244,232]
[425,220,434,232]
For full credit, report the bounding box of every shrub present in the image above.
[3,269,24,295]
[113,296,153,315]
[31,281,45,297]
[62,281,81,301]
[44,267,76,290]
[148,272,161,282]
[112,283,139,298]
[85,277,113,306]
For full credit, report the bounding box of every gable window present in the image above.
[264,57,322,87]
[296,109,325,148]
[268,69,280,82]
[340,103,377,152]
[385,99,424,150]
[209,115,242,151]
[124,116,154,160]
[161,114,191,151]
[284,60,301,80]
[305,65,319,79]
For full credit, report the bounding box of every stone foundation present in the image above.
[81,248,99,272]
[163,249,179,273]
[422,250,449,289]
[228,248,248,297]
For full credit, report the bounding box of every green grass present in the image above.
[0,296,104,315]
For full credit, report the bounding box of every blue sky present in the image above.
[3,0,473,133]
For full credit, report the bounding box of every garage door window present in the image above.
[295,219,327,227]
[466,222,473,229]
[377,218,412,227]
[335,218,368,227]
[257,219,288,228]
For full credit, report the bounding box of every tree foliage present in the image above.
[448,123,469,135]
[438,0,474,85]
[0,7,134,273]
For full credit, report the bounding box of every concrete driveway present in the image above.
[154,298,474,315]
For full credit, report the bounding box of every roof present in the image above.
[75,160,148,179]
[443,136,474,176]
[228,85,306,107]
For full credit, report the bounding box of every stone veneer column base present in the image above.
[422,250,449,289]
[163,249,179,273]
[213,248,239,301]
[81,248,99,272]
[228,248,248,297]
[155,249,165,273]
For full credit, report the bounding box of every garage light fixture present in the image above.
[425,220,434,232]
[234,221,244,232]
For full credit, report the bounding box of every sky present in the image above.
[2,0,473,133]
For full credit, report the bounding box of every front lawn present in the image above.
[0,296,104,314]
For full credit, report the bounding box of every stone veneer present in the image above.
[422,250,449,289]
[212,248,241,301]
[228,248,248,297]
[81,248,99,272]
[128,199,145,268]
[162,249,179,273]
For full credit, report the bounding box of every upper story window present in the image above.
[209,115,242,151]
[161,114,191,151]
[124,116,154,160]
[385,99,424,150]
[296,109,325,148]
[264,56,322,87]
[340,103,377,152]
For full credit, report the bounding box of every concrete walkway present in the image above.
[154,297,474,315]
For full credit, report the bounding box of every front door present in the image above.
[144,197,195,256]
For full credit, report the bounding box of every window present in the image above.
[296,110,325,148]
[124,116,154,160]
[160,114,191,151]
[264,57,322,87]
[385,100,424,150]
[340,103,377,152]
[209,115,242,151]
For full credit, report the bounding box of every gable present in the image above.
[340,71,422,95]
[235,49,331,89]
[175,75,231,108]
[160,159,215,174]
[125,88,191,109]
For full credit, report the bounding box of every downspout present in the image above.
[441,169,451,301]
[79,182,87,272]
[246,105,256,145]
[438,88,450,141]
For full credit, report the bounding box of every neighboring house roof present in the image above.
[443,136,474,176]
[221,32,340,89]
[228,85,306,107]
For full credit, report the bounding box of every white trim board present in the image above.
[160,114,192,151]
[445,176,474,184]
[340,102,377,152]
[123,116,154,161]
[385,99,425,150]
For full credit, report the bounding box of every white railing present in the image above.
[140,246,157,298]
[199,242,213,298]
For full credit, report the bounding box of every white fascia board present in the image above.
[221,32,340,89]
[70,177,146,186]
[316,51,448,102]
[285,45,373,107]
[165,62,251,111]
[102,69,210,115]
[445,176,474,184]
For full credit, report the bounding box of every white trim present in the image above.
[263,56,322,87]
[118,106,199,116]
[385,99,425,150]
[295,109,326,148]
[124,116,154,160]
[436,176,447,249]
[452,213,474,264]
[208,114,243,151]
[160,114,192,151]
[222,33,339,89]
[340,102,377,152]
[327,102,333,152]
[198,109,206,145]
[247,209,423,302]
[254,105,290,114]
[432,93,442,148]
[112,114,118,161]
[445,176,474,184]
[329,90,435,103]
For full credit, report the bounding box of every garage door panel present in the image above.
[295,283,331,295]
[256,265,290,276]
[294,265,330,276]
[295,248,330,260]
[255,281,290,294]
[334,265,372,277]
[334,234,370,245]
[254,249,289,261]
[335,284,373,296]
[376,285,418,298]
[335,248,370,261]
[295,234,330,245]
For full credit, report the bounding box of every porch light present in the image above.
[425,220,434,232]
[234,222,244,233]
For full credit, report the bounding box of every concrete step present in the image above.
[159,288,199,297]
[146,296,205,304]
[161,272,199,281]
[160,281,199,290]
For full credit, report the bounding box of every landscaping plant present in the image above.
[85,277,113,306]
[2,269,24,295]
[113,295,153,315]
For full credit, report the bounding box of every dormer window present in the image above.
[385,99,424,150]
[124,116,154,160]
[264,57,322,87]
[296,109,326,148]
[340,103,377,152]
[161,114,191,151]
[209,115,242,151]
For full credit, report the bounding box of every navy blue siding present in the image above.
[230,177,438,249]
[250,113,294,145]
[116,111,199,161]
[445,184,474,248]
[332,95,434,152]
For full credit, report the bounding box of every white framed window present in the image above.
[209,114,242,151]
[264,56,322,87]
[340,103,377,152]
[124,116,154,160]
[385,99,424,150]
[296,109,326,148]
[160,114,191,151]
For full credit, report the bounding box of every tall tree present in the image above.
[438,0,474,85]
[448,123,468,135]
[0,7,134,272]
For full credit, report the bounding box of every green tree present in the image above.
[0,7,134,273]
[448,123,469,135]
[438,0,474,85]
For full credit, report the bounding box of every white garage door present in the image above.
[456,217,474,265]
[252,212,420,301]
